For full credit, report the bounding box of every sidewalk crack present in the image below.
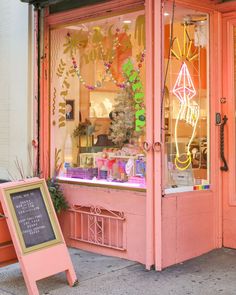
[81,263,139,283]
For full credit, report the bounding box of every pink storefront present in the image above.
[33,0,236,271]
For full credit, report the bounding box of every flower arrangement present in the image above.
[73,119,95,138]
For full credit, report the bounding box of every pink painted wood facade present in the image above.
[34,0,236,272]
[221,9,236,250]
[59,182,146,263]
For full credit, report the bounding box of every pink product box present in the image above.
[128,176,146,185]
[66,167,98,180]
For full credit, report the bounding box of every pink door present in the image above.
[222,12,236,248]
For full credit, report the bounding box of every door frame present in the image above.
[221,8,236,248]
[157,0,223,269]
[222,12,236,206]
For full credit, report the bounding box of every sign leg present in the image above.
[25,280,39,295]
[66,268,78,287]
[21,264,40,295]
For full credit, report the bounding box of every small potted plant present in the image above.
[46,177,68,214]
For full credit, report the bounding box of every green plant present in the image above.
[73,118,95,137]
[46,178,68,214]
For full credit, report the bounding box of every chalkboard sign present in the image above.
[0,178,77,293]
[3,180,62,254]
[10,188,56,248]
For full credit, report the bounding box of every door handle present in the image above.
[0,213,7,219]
[220,115,228,172]
[153,142,161,152]
[142,141,152,152]
[143,141,162,152]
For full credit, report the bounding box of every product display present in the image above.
[65,151,146,186]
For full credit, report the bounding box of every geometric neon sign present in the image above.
[173,62,196,103]
[173,62,200,171]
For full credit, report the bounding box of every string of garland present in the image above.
[70,28,145,90]
[122,58,146,132]
[71,31,120,90]
[104,48,146,89]
[72,49,146,90]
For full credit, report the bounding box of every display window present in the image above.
[49,9,146,189]
[163,4,210,192]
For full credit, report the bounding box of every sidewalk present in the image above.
[0,247,236,295]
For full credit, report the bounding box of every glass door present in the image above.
[162,2,210,194]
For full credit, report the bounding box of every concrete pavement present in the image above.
[0,248,236,294]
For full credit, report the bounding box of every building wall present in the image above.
[0,0,34,180]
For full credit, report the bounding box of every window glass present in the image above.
[163,4,209,190]
[50,10,146,189]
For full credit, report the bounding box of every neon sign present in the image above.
[173,62,200,171]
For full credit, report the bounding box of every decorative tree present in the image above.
[109,86,135,146]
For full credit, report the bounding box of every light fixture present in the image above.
[123,20,132,24]
[164,12,170,16]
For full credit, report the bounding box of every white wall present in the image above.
[0,0,33,180]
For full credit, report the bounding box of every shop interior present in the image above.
[50,9,147,189]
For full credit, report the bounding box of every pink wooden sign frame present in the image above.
[0,178,77,295]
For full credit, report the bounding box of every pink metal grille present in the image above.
[69,205,126,251]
